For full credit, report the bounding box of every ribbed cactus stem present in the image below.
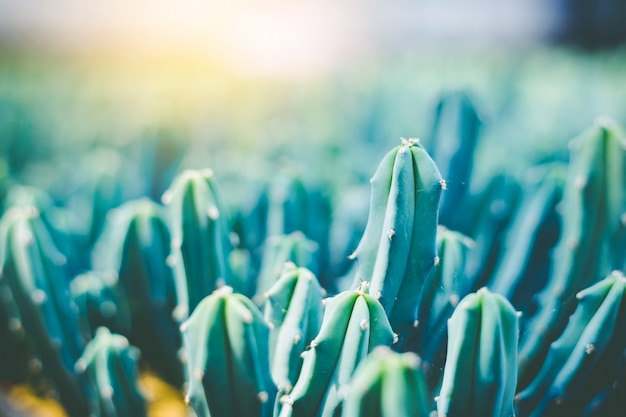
[351,138,443,335]
[437,287,519,417]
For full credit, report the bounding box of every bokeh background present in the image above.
[1,0,626,202]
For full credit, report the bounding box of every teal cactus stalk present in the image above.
[428,91,481,229]
[0,206,89,416]
[437,287,518,417]
[70,271,130,340]
[263,263,325,394]
[518,118,626,388]
[462,173,522,294]
[416,226,474,376]
[489,163,566,313]
[180,286,276,417]
[162,169,234,320]
[343,346,431,417]
[515,271,626,417]
[278,282,396,417]
[91,198,183,386]
[350,138,443,335]
[254,232,318,304]
[76,327,147,417]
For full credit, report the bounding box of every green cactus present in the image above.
[515,271,626,417]
[427,90,482,229]
[343,346,431,417]
[0,206,89,416]
[436,287,518,417]
[76,327,147,417]
[180,286,276,417]
[489,163,566,313]
[416,226,474,379]
[70,271,130,340]
[350,138,443,336]
[162,169,234,320]
[263,263,325,394]
[278,283,396,417]
[91,198,184,386]
[254,232,318,305]
[518,118,626,388]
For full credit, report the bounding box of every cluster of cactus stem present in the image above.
[1,92,626,417]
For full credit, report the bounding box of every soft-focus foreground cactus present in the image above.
[91,198,184,387]
[437,287,519,417]
[264,263,324,394]
[162,169,234,321]
[180,286,276,417]
[278,282,396,417]
[75,327,147,417]
[518,118,626,388]
[350,138,443,337]
[0,206,89,416]
[343,346,430,417]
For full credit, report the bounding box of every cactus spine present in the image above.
[278,283,396,417]
[162,169,233,320]
[180,286,276,417]
[437,287,518,417]
[351,138,443,334]
[343,346,431,417]
[76,327,147,417]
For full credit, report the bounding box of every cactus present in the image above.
[180,286,276,417]
[415,226,474,381]
[264,263,325,394]
[343,346,431,417]
[427,91,482,229]
[350,138,443,335]
[0,206,89,416]
[70,271,130,340]
[278,283,396,417]
[76,327,147,417]
[162,169,234,320]
[254,232,318,304]
[91,198,184,386]
[518,118,626,388]
[515,271,626,417]
[437,288,518,417]
[489,163,566,314]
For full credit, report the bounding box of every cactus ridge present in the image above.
[437,287,519,417]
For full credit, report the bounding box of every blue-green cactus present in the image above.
[416,226,474,376]
[91,198,184,386]
[515,271,626,417]
[180,286,276,417]
[70,271,130,340]
[518,118,626,388]
[427,90,482,229]
[263,263,325,394]
[76,327,147,417]
[343,346,431,417]
[351,138,443,335]
[254,232,318,305]
[162,169,234,320]
[0,206,89,416]
[278,283,396,417]
[489,163,566,314]
[437,287,519,417]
